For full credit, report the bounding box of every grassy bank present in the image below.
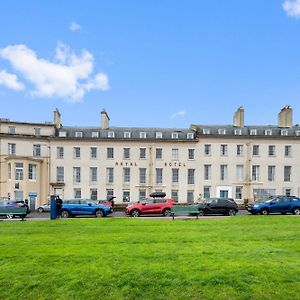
[0,217,299,299]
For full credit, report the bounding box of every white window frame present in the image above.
[140,132,147,139]
[234,129,242,135]
[171,132,179,139]
[264,129,272,136]
[250,129,257,135]
[156,132,163,139]
[187,132,194,139]
[281,129,288,136]
[218,128,226,135]
[92,131,99,138]
[108,131,115,138]
[75,131,83,138]
[203,128,210,135]
[124,132,131,138]
[59,131,67,137]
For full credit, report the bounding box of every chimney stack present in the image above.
[278,105,292,128]
[53,108,62,129]
[233,106,244,128]
[101,109,110,129]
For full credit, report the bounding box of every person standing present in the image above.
[55,196,63,217]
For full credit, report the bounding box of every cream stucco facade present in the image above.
[0,107,299,208]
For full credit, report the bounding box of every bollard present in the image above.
[50,195,57,220]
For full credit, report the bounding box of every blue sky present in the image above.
[1,0,300,128]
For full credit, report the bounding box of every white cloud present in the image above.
[0,69,24,91]
[0,43,109,101]
[283,0,300,18]
[69,22,81,32]
[171,110,186,119]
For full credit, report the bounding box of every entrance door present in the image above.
[220,190,229,198]
[29,192,37,210]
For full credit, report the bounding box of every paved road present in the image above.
[27,209,250,220]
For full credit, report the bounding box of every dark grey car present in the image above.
[198,198,238,216]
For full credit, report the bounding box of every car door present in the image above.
[205,198,219,214]
[79,199,93,215]
[142,199,156,214]
[269,197,287,213]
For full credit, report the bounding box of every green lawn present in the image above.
[0,217,299,300]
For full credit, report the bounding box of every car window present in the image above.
[80,199,88,205]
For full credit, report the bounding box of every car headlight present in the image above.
[253,204,259,208]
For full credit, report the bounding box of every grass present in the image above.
[0,216,299,300]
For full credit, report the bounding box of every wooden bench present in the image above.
[171,205,200,220]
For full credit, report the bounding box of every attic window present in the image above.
[75,131,83,138]
[234,129,242,135]
[264,129,272,136]
[171,132,179,139]
[124,132,131,138]
[140,132,147,138]
[250,129,257,135]
[187,133,194,139]
[108,131,115,138]
[281,129,288,136]
[218,129,226,135]
[92,132,99,138]
[59,131,67,137]
[203,128,210,135]
[156,132,162,139]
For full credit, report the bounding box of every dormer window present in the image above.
[250,129,257,135]
[187,133,194,139]
[203,128,210,135]
[124,132,131,138]
[171,132,179,139]
[59,131,67,137]
[281,129,288,136]
[140,132,147,139]
[296,130,300,136]
[108,131,115,138]
[234,129,242,135]
[8,126,16,134]
[92,131,99,138]
[156,132,162,139]
[34,128,41,136]
[264,129,272,136]
[218,129,226,135]
[75,131,83,138]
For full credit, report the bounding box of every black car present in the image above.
[198,198,238,216]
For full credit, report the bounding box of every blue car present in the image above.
[247,196,300,215]
[60,199,113,218]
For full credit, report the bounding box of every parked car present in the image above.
[60,199,113,218]
[0,199,28,219]
[247,196,300,215]
[197,198,238,216]
[125,197,175,217]
[37,203,50,213]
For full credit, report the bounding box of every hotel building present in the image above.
[0,106,299,209]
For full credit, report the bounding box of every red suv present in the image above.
[125,197,175,217]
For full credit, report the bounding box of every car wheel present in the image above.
[131,209,140,217]
[60,210,70,218]
[6,214,13,219]
[198,209,205,216]
[260,209,269,215]
[228,209,236,216]
[38,207,44,213]
[95,209,104,218]
[293,207,300,215]
[163,208,171,216]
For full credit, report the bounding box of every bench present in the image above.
[171,205,200,220]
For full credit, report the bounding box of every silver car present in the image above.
[37,203,50,213]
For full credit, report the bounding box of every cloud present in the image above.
[0,43,109,101]
[171,110,186,119]
[283,0,300,18]
[69,22,81,32]
[0,69,25,91]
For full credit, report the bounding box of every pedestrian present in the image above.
[55,196,63,217]
[108,196,115,208]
